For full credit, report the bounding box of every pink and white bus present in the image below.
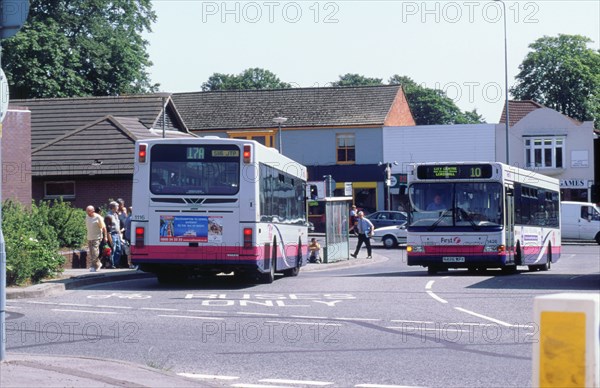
[130,137,309,283]
[406,162,561,274]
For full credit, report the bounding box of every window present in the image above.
[524,137,564,168]
[228,131,274,148]
[44,181,75,199]
[336,134,355,164]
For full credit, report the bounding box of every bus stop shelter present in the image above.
[322,197,352,263]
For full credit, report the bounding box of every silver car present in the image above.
[372,223,407,249]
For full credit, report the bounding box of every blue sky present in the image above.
[144,1,600,123]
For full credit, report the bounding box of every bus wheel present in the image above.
[283,245,302,277]
[427,266,438,275]
[259,258,275,283]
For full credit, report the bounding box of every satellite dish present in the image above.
[0,0,30,39]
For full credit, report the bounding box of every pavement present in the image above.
[1,246,387,387]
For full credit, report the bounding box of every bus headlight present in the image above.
[407,245,424,253]
[484,245,505,252]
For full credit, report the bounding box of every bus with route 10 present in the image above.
[130,137,309,284]
[406,162,561,274]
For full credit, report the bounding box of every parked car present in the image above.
[372,223,407,249]
[365,211,408,229]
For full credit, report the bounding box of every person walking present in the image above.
[107,201,123,268]
[85,205,107,272]
[350,211,374,259]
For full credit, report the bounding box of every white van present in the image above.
[560,201,600,244]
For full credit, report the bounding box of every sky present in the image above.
[144,1,600,124]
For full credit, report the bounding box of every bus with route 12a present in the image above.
[406,162,561,274]
[130,137,309,284]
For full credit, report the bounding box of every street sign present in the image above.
[0,68,8,123]
[0,0,30,39]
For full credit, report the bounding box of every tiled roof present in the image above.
[173,85,407,131]
[32,116,194,176]
[499,100,544,127]
[13,94,188,150]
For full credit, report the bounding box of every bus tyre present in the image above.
[259,258,275,284]
[283,245,302,277]
[427,266,438,275]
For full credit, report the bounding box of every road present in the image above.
[5,244,599,387]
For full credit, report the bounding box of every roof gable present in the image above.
[13,94,189,150]
[173,85,414,131]
[32,116,194,176]
[499,100,544,127]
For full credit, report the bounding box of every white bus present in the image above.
[130,138,309,283]
[406,162,561,274]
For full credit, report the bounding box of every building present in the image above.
[172,85,416,213]
[12,94,193,208]
[498,100,597,202]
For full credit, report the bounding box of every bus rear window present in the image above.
[150,144,240,195]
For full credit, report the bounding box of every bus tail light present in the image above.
[243,145,251,164]
[135,227,145,247]
[243,228,252,249]
[138,144,147,163]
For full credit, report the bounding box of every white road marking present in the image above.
[355,384,424,388]
[52,309,118,315]
[390,319,434,324]
[140,307,178,311]
[335,317,380,322]
[290,315,328,319]
[425,280,435,290]
[58,303,94,307]
[454,307,512,327]
[178,373,239,380]
[386,327,469,333]
[260,378,334,386]
[426,290,448,304]
[188,309,228,314]
[158,314,224,320]
[232,384,291,388]
[266,320,343,326]
[96,305,133,309]
[237,312,280,317]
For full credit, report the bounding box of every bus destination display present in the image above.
[416,164,493,179]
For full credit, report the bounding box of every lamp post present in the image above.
[379,161,398,210]
[495,0,510,164]
[272,116,288,153]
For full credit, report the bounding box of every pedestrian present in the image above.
[350,211,374,259]
[117,199,129,267]
[349,205,358,235]
[308,238,321,263]
[124,206,136,269]
[107,201,123,268]
[85,205,107,272]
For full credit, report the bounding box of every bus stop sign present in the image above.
[0,0,30,39]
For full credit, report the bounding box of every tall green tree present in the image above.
[2,0,158,99]
[202,68,291,91]
[331,73,383,87]
[511,34,600,126]
[388,75,484,125]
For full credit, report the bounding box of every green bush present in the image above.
[2,200,69,286]
[32,199,87,248]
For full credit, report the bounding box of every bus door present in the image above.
[505,186,515,263]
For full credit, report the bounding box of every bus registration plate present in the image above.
[443,257,465,263]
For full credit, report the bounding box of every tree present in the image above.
[2,0,158,99]
[388,75,484,125]
[331,73,383,87]
[202,68,291,91]
[511,34,600,126]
